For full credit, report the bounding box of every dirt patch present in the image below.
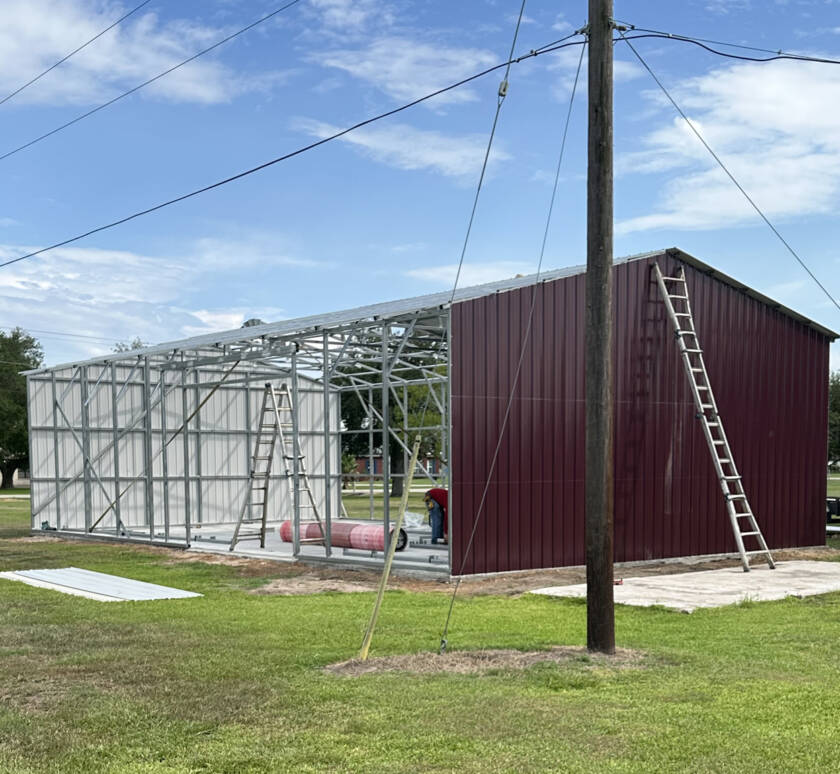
[772,546,840,562]
[325,646,645,676]
[240,545,840,597]
[161,550,286,576]
[10,532,840,596]
[252,574,375,595]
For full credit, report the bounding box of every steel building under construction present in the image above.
[25,248,837,575]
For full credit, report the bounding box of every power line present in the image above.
[439,41,587,655]
[0,37,586,271]
[0,0,154,107]
[0,324,116,344]
[0,0,303,164]
[619,31,840,313]
[449,0,530,303]
[615,31,840,64]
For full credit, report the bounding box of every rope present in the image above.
[448,0,528,304]
[439,41,587,654]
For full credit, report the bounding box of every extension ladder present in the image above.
[653,263,775,572]
[229,383,323,551]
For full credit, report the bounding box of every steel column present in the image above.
[79,367,92,532]
[193,369,203,526]
[244,376,253,526]
[159,369,171,542]
[25,376,35,530]
[143,358,155,536]
[181,363,192,545]
[291,349,301,556]
[109,362,122,535]
[50,371,61,530]
[322,331,332,556]
[381,324,391,553]
[367,386,374,516]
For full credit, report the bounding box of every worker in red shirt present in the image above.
[424,488,448,544]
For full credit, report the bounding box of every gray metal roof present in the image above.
[24,247,836,376]
[24,257,600,375]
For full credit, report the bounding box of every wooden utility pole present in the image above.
[585,0,615,653]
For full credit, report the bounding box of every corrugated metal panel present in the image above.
[0,567,201,601]
[24,249,834,377]
[26,263,600,375]
[29,364,341,541]
[451,251,831,575]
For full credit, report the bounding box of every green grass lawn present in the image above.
[828,476,840,497]
[0,498,30,539]
[341,490,429,521]
[3,502,840,772]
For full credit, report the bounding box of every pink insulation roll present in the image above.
[278,520,408,551]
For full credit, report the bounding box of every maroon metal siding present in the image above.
[450,251,830,575]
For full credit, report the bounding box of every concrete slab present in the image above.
[181,523,450,575]
[0,567,203,602]
[531,560,840,612]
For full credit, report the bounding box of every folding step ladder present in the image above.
[230,383,324,551]
[653,263,775,572]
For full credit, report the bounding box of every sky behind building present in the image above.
[0,0,838,368]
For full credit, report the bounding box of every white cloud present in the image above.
[191,236,328,269]
[614,59,645,82]
[507,13,537,25]
[548,47,640,101]
[406,261,537,287]
[389,242,427,254]
[616,59,840,234]
[316,37,498,105]
[293,118,511,179]
[308,0,391,31]
[0,235,323,365]
[0,0,286,106]
[178,306,286,339]
[553,15,573,33]
[705,0,751,13]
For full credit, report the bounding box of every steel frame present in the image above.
[26,307,451,571]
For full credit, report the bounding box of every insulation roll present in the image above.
[278,520,408,551]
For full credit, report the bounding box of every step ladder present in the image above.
[229,383,324,551]
[653,263,775,572]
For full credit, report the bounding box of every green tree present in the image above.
[830,369,840,463]
[336,359,445,497]
[113,336,148,352]
[0,328,43,488]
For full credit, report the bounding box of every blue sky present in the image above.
[0,0,838,369]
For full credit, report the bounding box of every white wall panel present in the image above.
[29,363,342,546]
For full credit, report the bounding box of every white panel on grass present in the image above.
[0,567,202,601]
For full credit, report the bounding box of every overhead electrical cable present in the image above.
[0,36,586,270]
[613,22,840,65]
[448,0,529,303]
[618,31,840,65]
[0,359,41,368]
[439,41,587,655]
[619,31,840,313]
[0,0,154,107]
[0,0,303,164]
[0,324,117,344]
